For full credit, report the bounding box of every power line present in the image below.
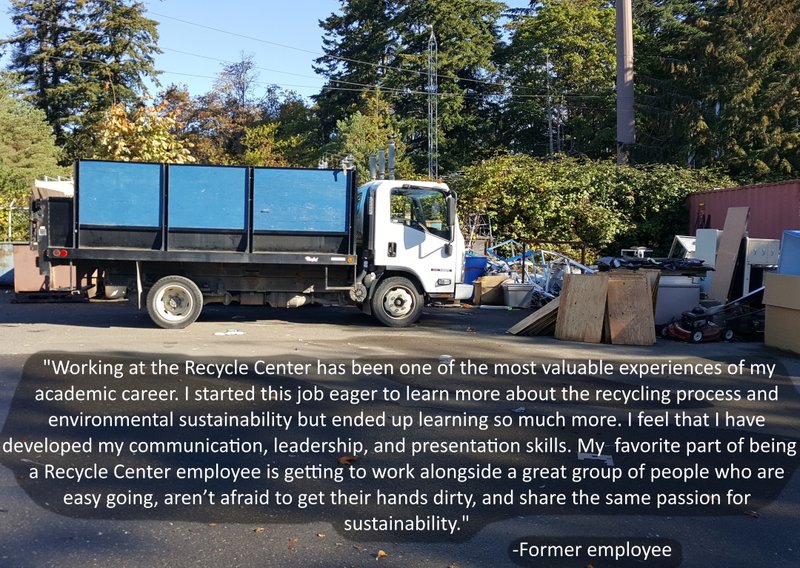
[5,11,620,103]
[146,9,550,96]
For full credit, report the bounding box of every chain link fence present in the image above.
[2,202,29,243]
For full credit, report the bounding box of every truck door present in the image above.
[372,185,457,293]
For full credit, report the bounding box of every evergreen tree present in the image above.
[1,0,160,158]
[389,0,506,171]
[315,0,504,173]
[0,76,66,240]
[503,0,617,158]
[314,0,399,139]
[634,0,800,179]
[694,0,800,179]
[2,0,86,144]
[330,90,413,177]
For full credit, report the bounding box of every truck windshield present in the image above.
[390,188,451,239]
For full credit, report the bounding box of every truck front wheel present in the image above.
[146,275,203,329]
[371,276,423,327]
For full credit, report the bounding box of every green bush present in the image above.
[451,154,731,259]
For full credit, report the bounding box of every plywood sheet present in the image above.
[708,206,749,302]
[640,268,661,315]
[555,273,608,343]
[606,276,656,345]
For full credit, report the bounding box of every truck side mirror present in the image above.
[446,194,456,242]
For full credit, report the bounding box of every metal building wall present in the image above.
[687,180,800,239]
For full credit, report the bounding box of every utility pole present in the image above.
[427,27,438,180]
[546,54,554,157]
[616,0,635,165]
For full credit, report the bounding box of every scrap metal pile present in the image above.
[481,239,595,309]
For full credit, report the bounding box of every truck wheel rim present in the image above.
[156,285,193,321]
[383,287,414,318]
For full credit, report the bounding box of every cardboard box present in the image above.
[764,272,800,354]
[473,275,511,305]
[765,306,800,354]
[13,244,76,292]
[764,272,800,309]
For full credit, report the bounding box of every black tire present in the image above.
[691,330,704,343]
[371,276,423,327]
[146,275,203,329]
[723,328,735,341]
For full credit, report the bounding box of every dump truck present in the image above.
[30,160,472,328]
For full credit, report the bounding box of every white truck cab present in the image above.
[356,180,473,326]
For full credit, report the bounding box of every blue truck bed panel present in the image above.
[69,160,354,257]
[78,161,162,227]
[253,168,348,233]
[168,165,248,230]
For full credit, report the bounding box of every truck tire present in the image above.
[146,275,203,329]
[371,276,423,327]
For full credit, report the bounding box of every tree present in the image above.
[90,101,195,163]
[179,54,271,163]
[1,0,161,158]
[242,123,289,167]
[314,0,400,138]
[633,0,800,180]
[330,90,414,178]
[503,0,617,158]
[315,0,505,173]
[274,93,326,167]
[693,0,800,179]
[388,0,506,171]
[0,77,66,240]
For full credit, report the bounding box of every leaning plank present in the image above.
[555,273,609,343]
[639,268,661,315]
[507,297,560,336]
[708,206,749,303]
[606,275,656,345]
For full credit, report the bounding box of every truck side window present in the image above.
[390,188,450,239]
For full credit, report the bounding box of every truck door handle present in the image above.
[388,242,396,257]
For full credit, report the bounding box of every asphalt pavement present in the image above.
[0,290,798,568]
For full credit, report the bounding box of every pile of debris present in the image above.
[508,269,660,346]
[472,239,594,309]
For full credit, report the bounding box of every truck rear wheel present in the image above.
[146,275,203,329]
[371,276,423,327]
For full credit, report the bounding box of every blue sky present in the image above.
[1,0,530,100]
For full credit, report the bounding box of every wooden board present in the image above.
[606,275,656,345]
[554,273,609,343]
[708,206,749,303]
[507,297,560,336]
[640,268,661,315]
